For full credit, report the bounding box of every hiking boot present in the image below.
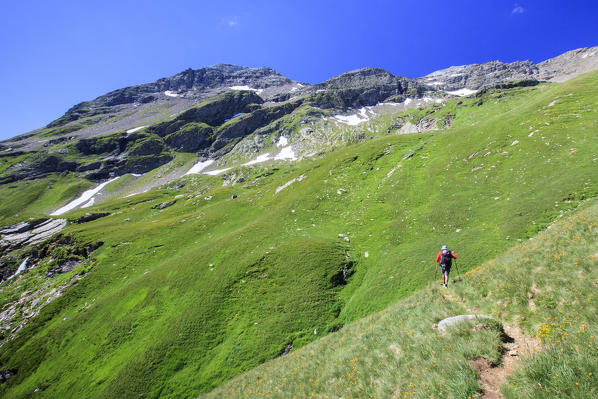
[443,283,447,288]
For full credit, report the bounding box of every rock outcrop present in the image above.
[306,68,428,108]
[418,45,598,91]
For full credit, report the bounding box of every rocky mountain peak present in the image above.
[417,60,539,91]
[537,45,598,82]
[316,68,397,90]
[417,45,598,91]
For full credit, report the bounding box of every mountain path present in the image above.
[470,324,540,399]
[440,284,541,398]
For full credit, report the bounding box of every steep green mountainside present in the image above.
[0,71,596,398]
[205,190,598,399]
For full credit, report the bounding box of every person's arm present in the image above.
[435,252,441,262]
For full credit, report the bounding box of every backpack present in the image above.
[441,249,453,266]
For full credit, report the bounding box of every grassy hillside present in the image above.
[0,71,597,397]
[204,192,598,399]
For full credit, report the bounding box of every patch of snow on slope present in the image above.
[404,98,413,105]
[230,86,264,95]
[242,153,272,166]
[185,159,215,175]
[164,91,179,97]
[275,174,306,194]
[126,126,147,134]
[334,106,375,125]
[5,258,29,281]
[51,177,120,215]
[446,88,477,97]
[334,114,365,125]
[204,167,232,176]
[274,146,297,161]
[277,136,288,147]
[82,198,95,208]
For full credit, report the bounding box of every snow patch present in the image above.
[446,88,477,97]
[277,136,289,147]
[229,86,264,95]
[242,153,272,166]
[6,258,29,281]
[164,90,179,97]
[51,177,120,215]
[204,167,232,176]
[275,174,306,194]
[81,198,95,208]
[333,106,376,125]
[274,146,297,161]
[126,126,146,134]
[185,159,215,175]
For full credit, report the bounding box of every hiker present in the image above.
[436,245,457,288]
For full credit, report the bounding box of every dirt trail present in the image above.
[470,324,540,399]
[439,288,541,398]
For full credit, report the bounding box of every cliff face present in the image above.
[417,45,598,91]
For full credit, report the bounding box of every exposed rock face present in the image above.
[212,101,302,151]
[73,213,110,224]
[53,65,293,128]
[418,61,540,91]
[0,219,67,252]
[537,46,598,82]
[306,68,428,108]
[418,45,598,91]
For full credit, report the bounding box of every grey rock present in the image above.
[72,213,110,224]
[437,314,494,334]
[0,219,67,251]
[418,45,598,91]
[305,68,428,108]
[152,201,176,210]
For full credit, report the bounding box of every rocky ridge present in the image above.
[417,45,598,91]
[0,45,597,211]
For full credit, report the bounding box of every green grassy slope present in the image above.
[204,193,598,399]
[0,71,597,397]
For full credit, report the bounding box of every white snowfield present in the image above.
[275,174,306,194]
[446,88,478,97]
[164,91,180,97]
[333,106,377,126]
[229,86,264,95]
[184,159,215,175]
[277,136,289,147]
[5,258,29,281]
[185,137,297,176]
[242,153,272,166]
[204,167,232,176]
[274,146,297,161]
[51,177,120,215]
[332,98,443,126]
[126,126,147,134]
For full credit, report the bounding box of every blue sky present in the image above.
[0,0,597,140]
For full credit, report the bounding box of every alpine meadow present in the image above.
[0,45,597,398]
